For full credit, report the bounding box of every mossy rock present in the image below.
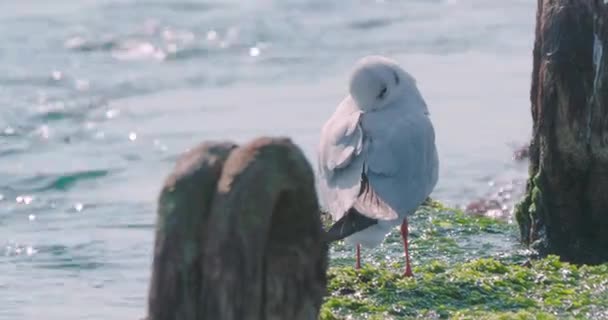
[321,201,608,319]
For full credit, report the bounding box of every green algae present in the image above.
[321,201,608,319]
[515,170,544,247]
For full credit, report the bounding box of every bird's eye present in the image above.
[377,86,388,99]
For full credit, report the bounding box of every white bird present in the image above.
[318,55,439,277]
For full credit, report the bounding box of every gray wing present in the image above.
[363,110,439,218]
[317,97,365,220]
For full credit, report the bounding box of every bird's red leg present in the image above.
[355,244,361,270]
[400,218,413,277]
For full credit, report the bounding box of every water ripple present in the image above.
[64,36,118,52]
[2,169,115,193]
[347,17,397,30]
[105,1,231,13]
[30,242,111,271]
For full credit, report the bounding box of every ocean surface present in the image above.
[1,1,535,319]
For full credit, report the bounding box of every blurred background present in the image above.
[1,0,534,319]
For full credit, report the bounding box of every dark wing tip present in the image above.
[324,207,378,243]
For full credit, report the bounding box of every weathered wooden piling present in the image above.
[516,0,608,263]
[146,137,328,320]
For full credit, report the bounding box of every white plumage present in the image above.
[317,55,439,273]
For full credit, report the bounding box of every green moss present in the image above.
[514,169,545,246]
[322,203,608,319]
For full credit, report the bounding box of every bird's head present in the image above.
[348,55,426,113]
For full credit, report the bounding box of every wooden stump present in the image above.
[515,0,608,264]
[147,137,328,320]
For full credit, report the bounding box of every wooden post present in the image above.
[146,137,328,320]
[515,0,608,264]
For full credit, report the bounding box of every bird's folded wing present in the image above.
[320,112,362,171]
[365,115,437,216]
[318,98,365,220]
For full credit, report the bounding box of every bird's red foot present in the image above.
[403,265,413,277]
[401,218,413,278]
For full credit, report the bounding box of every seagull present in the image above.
[318,55,439,277]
